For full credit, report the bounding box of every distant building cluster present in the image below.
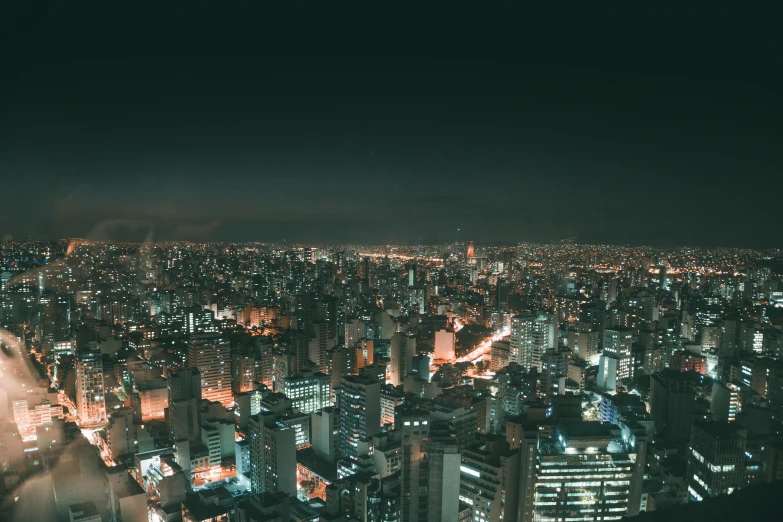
[1,239,783,521]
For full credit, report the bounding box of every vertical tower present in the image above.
[389,332,410,385]
[398,407,460,522]
[280,371,331,414]
[345,318,364,350]
[532,422,645,521]
[337,376,380,461]
[187,333,232,406]
[407,262,417,287]
[231,348,257,394]
[510,312,555,371]
[687,421,746,501]
[598,327,634,390]
[249,414,297,496]
[459,437,520,522]
[75,348,106,424]
[167,367,202,443]
[466,241,476,265]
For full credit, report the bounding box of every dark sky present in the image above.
[2,4,782,247]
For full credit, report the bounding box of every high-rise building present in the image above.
[183,306,216,334]
[541,349,569,396]
[279,371,331,414]
[687,421,746,502]
[466,241,476,265]
[311,407,338,463]
[526,422,646,521]
[201,418,235,470]
[234,389,263,430]
[380,387,406,429]
[167,367,202,443]
[649,370,701,444]
[231,349,257,394]
[345,318,364,349]
[407,262,417,287]
[355,472,402,522]
[431,404,477,451]
[720,319,738,360]
[659,265,669,290]
[510,312,555,371]
[75,348,106,424]
[398,407,460,522]
[597,328,634,390]
[670,350,707,375]
[336,376,381,461]
[459,436,520,522]
[356,338,374,370]
[187,333,232,406]
[327,345,357,397]
[105,407,154,461]
[514,423,539,522]
[309,321,335,372]
[568,322,600,365]
[248,414,297,496]
[433,329,455,361]
[390,331,414,385]
[711,381,741,422]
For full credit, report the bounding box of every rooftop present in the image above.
[693,421,746,440]
[297,447,338,483]
[68,501,99,521]
[559,421,613,440]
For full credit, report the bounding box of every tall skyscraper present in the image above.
[433,329,455,361]
[337,375,381,461]
[248,414,297,496]
[231,348,257,394]
[390,331,414,385]
[75,348,106,424]
[659,264,669,291]
[597,327,634,390]
[344,318,364,349]
[522,422,646,521]
[687,421,746,502]
[167,367,202,443]
[466,241,476,265]
[311,407,338,463]
[308,321,335,372]
[711,381,741,422]
[510,312,555,371]
[568,322,600,365]
[356,338,374,370]
[398,407,460,522]
[649,370,700,444]
[407,262,417,287]
[459,436,520,522]
[187,333,232,406]
[279,371,331,414]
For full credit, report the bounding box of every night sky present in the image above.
[2,4,781,247]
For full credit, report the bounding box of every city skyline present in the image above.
[2,233,783,521]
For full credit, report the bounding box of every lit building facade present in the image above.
[530,422,645,522]
[248,414,297,496]
[75,348,106,424]
[336,376,380,461]
[687,421,746,502]
[280,371,331,414]
[510,312,555,372]
[597,328,634,390]
[187,333,232,406]
[459,437,520,522]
